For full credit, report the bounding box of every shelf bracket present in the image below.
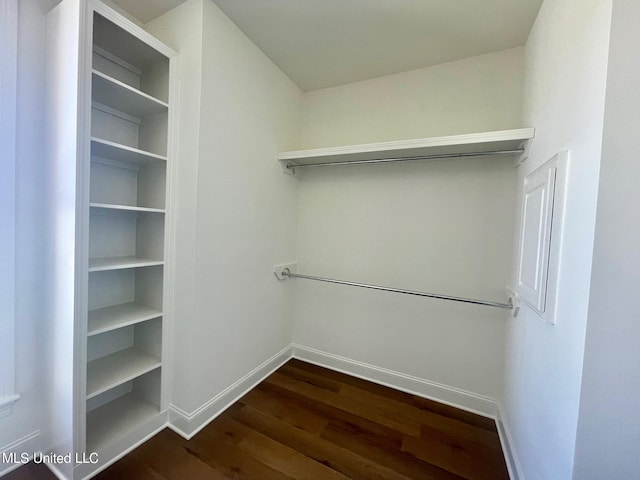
[274,263,297,280]
[280,162,296,176]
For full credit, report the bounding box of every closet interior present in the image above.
[37,0,579,478]
[9,0,636,478]
[276,127,535,310]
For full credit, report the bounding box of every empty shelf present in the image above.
[279,128,535,169]
[88,302,162,336]
[86,348,161,399]
[91,137,167,165]
[90,203,165,214]
[89,256,164,272]
[92,70,168,118]
[93,14,173,70]
[86,392,159,453]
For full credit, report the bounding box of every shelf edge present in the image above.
[90,203,166,214]
[278,128,535,161]
[91,137,168,162]
[88,258,164,272]
[92,69,169,109]
[86,355,161,400]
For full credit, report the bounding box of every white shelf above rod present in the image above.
[278,128,535,174]
[275,267,513,310]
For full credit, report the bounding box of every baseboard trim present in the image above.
[44,460,68,480]
[15,343,512,478]
[0,430,41,477]
[168,344,293,439]
[496,404,524,480]
[73,411,168,480]
[292,344,499,419]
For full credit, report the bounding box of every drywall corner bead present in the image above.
[516,150,569,324]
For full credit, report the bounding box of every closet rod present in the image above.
[281,269,513,310]
[286,148,524,169]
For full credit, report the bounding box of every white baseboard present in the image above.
[44,460,68,480]
[10,343,513,478]
[0,430,41,477]
[168,344,293,439]
[169,342,501,438]
[37,412,169,480]
[292,344,499,419]
[496,404,524,480]
[73,411,168,480]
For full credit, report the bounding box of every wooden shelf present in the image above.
[88,302,162,336]
[86,392,159,453]
[86,348,161,399]
[91,137,167,165]
[92,70,168,118]
[278,128,535,170]
[89,256,163,272]
[90,203,165,214]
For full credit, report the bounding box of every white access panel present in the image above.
[517,151,569,324]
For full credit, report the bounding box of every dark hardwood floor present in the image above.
[5,359,509,479]
[2,463,54,480]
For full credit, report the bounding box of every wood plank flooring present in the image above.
[4,359,509,479]
[2,464,54,480]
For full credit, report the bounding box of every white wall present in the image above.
[147,0,302,417]
[144,0,204,424]
[43,0,83,475]
[292,49,525,405]
[501,0,612,478]
[573,0,640,477]
[300,47,524,148]
[0,0,59,474]
[188,0,301,407]
[0,0,18,417]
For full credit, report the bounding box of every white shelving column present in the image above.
[43,1,177,477]
[81,5,177,476]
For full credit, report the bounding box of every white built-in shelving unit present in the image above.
[82,6,175,470]
[46,1,176,476]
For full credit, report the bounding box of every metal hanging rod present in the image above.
[281,269,513,310]
[286,148,524,170]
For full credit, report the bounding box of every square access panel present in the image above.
[517,150,569,324]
